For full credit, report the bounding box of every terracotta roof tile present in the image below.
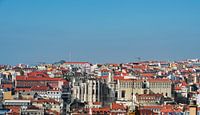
[111,103,126,110]
[30,86,49,91]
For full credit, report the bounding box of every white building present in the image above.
[72,78,102,104]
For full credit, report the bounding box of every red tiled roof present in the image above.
[16,76,26,80]
[115,71,122,75]
[2,84,13,89]
[141,73,154,77]
[174,86,181,90]
[30,86,49,91]
[133,65,147,70]
[141,105,162,109]
[100,76,108,79]
[91,107,110,112]
[93,102,102,105]
[122,73,128,76]
[108,64,119,67]
[113,76,125,80]
[6,106,20,114]
[101,69,110,72]
[16,76,65,81]
[148,79,171,83]
[15,88,31,91]
[28,71,49,78]
[182,82,188,87]
[111,103,126,110]
[136,94,163,97]
[160,105,183,113]
[27,77,63,81]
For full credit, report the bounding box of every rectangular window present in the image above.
[92,89,94,95]
[115,91,118,98]
[96,88,98,96]
[121,90,125,98]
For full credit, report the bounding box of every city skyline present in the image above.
[0,0,200,65]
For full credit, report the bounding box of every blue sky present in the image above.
[0,0,200,65]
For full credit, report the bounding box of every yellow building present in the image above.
[3,91,13,100]
[115,79,172,101]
